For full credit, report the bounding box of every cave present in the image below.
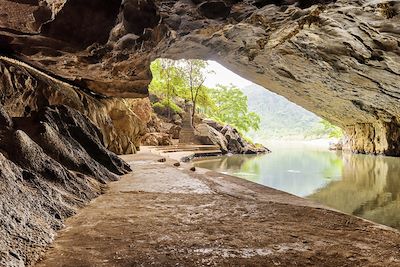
[2,0,399,156]
[1,0,400,265]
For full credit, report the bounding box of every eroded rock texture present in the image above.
[161,0,400,155]
[0,0,399,265]
[0,56,151,154]
[0,104,131,266]
[1,0,399,155]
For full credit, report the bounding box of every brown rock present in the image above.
[0,58,150,155]
[168,124,182,139]
[141,132,173,146]
[158,157,167,162]
[2,0,399,154]
[195,123,228,153]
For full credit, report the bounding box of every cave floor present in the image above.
[35,151,400,267]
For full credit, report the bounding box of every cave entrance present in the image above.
[146,58,343,150]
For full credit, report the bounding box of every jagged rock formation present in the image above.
[196,121,271,154]
[0,0,399,265]
[0,104,131,266]
[2,0,399,155]
[0,56,151,154]
[161,0,400,155]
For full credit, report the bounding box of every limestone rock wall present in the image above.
[0,0,399,265]
[160,0,400,155]
[0,56,151,154]
[0,104,131,266]
[1,0,399,155]
[344,122,400,156]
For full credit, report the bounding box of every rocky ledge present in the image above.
[0,0,399,265]
[195,120,270,154]
[1,0,400,155]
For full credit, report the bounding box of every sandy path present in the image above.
[35,152,400,267]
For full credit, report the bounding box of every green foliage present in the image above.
[206,85,261,132]
[152,102,164,110]
[149,59,260,134]
[152,99,183,114]
[320,120,344,138]
[149,59,185,99]
[149,59,214,119]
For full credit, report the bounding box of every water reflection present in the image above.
[193,149,400,229]
[310,153,400,229]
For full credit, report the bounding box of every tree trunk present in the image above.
[191,102,196,128]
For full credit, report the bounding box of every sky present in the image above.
[204,61,253,88]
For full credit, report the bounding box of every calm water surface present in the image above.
[193,145,400,229]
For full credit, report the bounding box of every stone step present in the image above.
[152,145,220,153]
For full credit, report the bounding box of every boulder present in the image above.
[203,118,224,131]
[141,132,173,146]
[221,125,246,153]
[168,124,182,139]
[195,123,228,153]
[243,143,271,154]
[194,121,270,154]
[220,124,270,154]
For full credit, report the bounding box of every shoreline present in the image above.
[35,147,400,266]
[155,146,398,230]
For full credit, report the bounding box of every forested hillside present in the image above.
[241,84,329,141]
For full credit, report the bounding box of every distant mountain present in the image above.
[240,84,325,142]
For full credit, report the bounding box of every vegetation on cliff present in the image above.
[150,59,344,142]
[241,84,344,142]
[149,59,261,134]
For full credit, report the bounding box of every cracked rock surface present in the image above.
[1,0,399,155]
[0,0,399,265]
[0,104,131,267]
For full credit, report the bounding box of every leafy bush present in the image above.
[161,99,183,114]
[152,102,164,110]
[152,99,183,117]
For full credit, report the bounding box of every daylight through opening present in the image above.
[147,58,344,151]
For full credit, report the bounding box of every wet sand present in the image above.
[35,150,400,266]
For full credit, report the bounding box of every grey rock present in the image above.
[0,105,131,266]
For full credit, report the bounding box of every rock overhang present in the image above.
[1,0,400,155]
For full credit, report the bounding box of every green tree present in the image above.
[149,59,260,133]
[207,85,261,132]
[180,59,211,125]
[320,119,344,138]
[149,59,185,118]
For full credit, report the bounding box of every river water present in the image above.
[193,144,400,230]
